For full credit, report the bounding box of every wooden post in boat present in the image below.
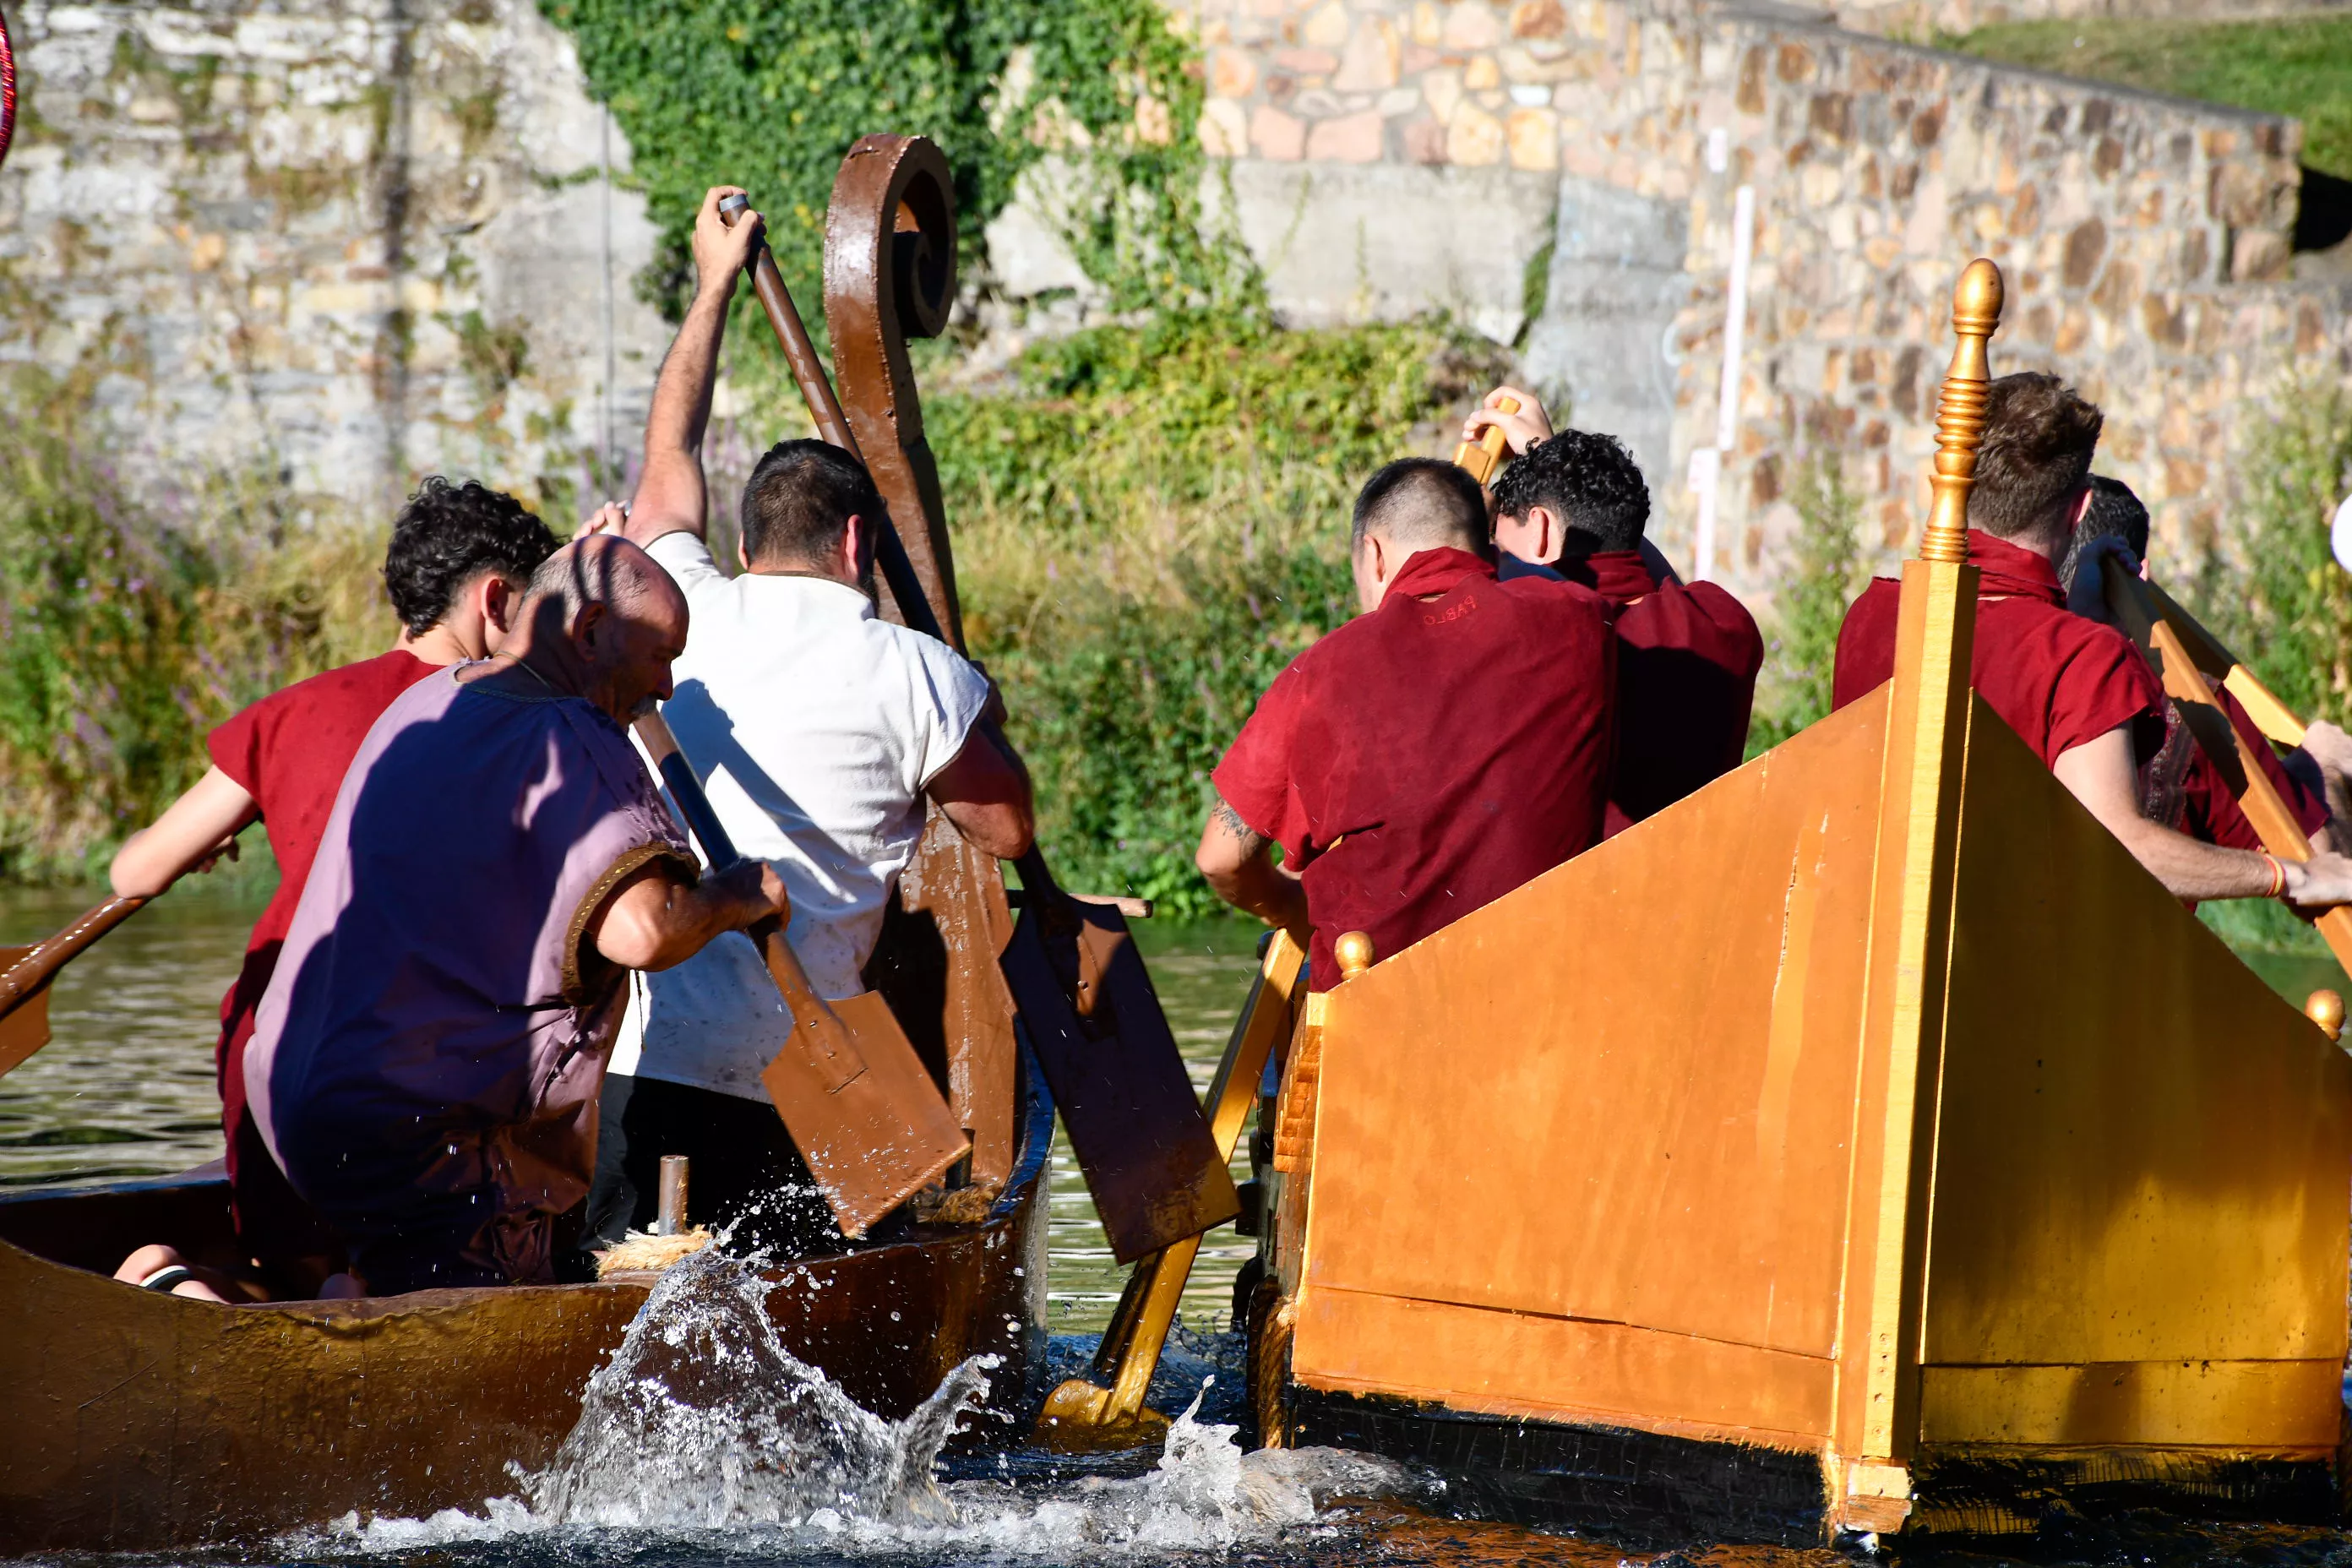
[1832,258,2003,1534]
[656,1156,689,1237]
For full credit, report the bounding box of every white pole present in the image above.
[1692,183,1754,584]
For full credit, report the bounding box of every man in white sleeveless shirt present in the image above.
[586,187,1035,1251]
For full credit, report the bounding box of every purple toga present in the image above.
[244,668,692,1293]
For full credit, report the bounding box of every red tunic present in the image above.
[1212,547,1615,989]
[1830,530,2164,769]
[2175,684,2328,850]
[205,648,436,1263]
[1559,551,1762,836]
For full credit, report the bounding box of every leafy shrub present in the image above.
[928,312,1511,914]
[1749,452,1865,755]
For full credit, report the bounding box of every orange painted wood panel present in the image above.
[1919,1360,2345,1449]
[1303,694,1889,1362]
[1925,710,2352,1374]
[1294,1284,1836,1448]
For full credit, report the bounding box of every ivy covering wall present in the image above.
[539,0,1233,318]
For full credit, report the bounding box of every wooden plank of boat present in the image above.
[1247,259,2352,1546]
[0,1061,1054,1553]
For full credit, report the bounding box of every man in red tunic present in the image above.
[1196,459,1615,985]
[106,479,558,1294]
[1470,409,1762,835]
[1832,373,2352,906]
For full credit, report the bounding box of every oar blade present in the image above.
[1004,901,1238,1264]
[0,947,48,1079]
[760,989,970,1239]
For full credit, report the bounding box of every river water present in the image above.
[5,881,2351,1567]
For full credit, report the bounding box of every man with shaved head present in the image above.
[243,534,789,1293]
[1196,458,1616,985]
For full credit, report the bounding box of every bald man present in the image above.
[1197,458,1616,985]
[243,536,789,1294]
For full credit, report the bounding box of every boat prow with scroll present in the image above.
[1243,258,2352,1546]
[0,135,1072,1554]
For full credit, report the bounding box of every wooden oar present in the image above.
[0,896,149,1078]
[633,710,968,1239]
[1036,928,1307,1446]
[2134,577,2307,748]
[2100,556,2352,974]
[1452,394,1520,485]
[716,188,1237,1263]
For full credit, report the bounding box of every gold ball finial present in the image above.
[2307,988,2344,1043]
[1333,931,1375,981]
[1952,256,2005,334]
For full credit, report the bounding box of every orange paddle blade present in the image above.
[0,946,46,1078]
[760,986,970,1239]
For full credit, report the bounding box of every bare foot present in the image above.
[112,1244,232,1303]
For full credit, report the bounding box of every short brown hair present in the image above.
[1970,373,2104,540]
[741,440,887,567]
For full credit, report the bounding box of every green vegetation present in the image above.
[0,377,386,883]
[538,0,1240,323]
[1750,453,1865,756]
[1950,14,2352,178]
[935,313,1510,914]
[2190,380,2352,958]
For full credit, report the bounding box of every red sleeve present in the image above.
[206,691,278,796]
[2046,627,2165,762]
[2224,688,2328,836]
[1210,658,1314,856]
[1830,580,1897,711]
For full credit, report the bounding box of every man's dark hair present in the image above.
[384,476,560,636]
[1489,430,1651,553]
[742,440,887,568]
[1972,373,2104,541]
[2058,474,2150,596]
[1350,458,1490,553]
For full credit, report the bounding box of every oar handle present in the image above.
[633,710,742,871]
[1452,394,1519,485]
[0,894,147,1022]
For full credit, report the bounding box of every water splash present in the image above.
[302,1248,1410,1560]
[528,1244,988,1528]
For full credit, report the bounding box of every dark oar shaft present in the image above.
[0,894,146,1023]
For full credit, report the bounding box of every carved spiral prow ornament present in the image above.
[1919,258,2005,566]
[825,134,965,646]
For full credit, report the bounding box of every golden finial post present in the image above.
[1919,259,2005,564]
[2307,989,2344,1043]
[1334,932,1376,982]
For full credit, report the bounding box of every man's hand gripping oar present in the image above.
[634,710,967,1238]
[2099,551,2352,978]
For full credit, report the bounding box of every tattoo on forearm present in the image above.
[1213,797,1266,855]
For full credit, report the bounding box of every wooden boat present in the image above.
[0,135,1062,1553]
[1243,259,2352,1546]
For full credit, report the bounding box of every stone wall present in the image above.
[1829,0,2352,46]
[0,0,669,524]
[1163,0,2352,597]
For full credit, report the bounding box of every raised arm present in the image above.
[625,186,765,550]
[109,768,260,898]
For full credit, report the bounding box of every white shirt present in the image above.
[609,531,993,1102]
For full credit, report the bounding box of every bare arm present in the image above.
[2051,726,2352,904]
[930,725,1036,861]
[1195,796,1310,945]
[109,768,260,898]
[588,858,788,972]
[625,186,763,551]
